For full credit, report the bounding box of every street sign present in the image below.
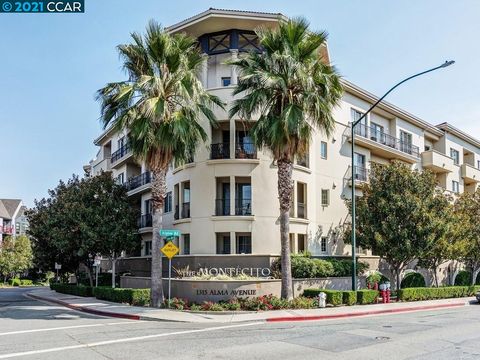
[54,263,62,270]
[161,242,179,259]
[159,229,181,237]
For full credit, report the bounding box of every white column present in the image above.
[292,180,297,218]
[230,231,236,254]
[201,53,209,88]
[230,49,238,85]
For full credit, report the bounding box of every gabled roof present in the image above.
[0,199,22,220]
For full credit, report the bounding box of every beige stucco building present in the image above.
[86,9,480,285]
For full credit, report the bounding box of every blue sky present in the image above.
[1,0,479,206]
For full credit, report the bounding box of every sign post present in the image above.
[160,237,180,308]
[93,257,101,287]
[54,262,61,281]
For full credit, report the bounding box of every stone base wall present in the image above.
[120,276,366,302]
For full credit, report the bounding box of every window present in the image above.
[450,148,460,165]
[321,189,330,207]
[115,172,124,185]
[216,234,231,254]
[352,109,367,136]
[221,77,231,87]
[164,192,172,213]
[400,130,413,153]
[371,122,384,142]
[144,199,152,215]
[117,136,125,148]
[425,145,431,151]
[236,235,252,254]
[297,234,306,253]
[183,234,190,255]
[320,237,327,253]
[478,160,480,170]
[320,141,328,159]
[452,180,460,194]
[353,153,366,181]
[144,241,152,256]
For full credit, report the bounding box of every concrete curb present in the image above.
[26,293,141,321]
[266,302,467,322]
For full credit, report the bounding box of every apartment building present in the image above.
[0,199,27,242]
[86,9,480,282]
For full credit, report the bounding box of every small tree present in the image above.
[454,189,480,284]
[0,235,33,282]
[27,173,139,286]
[347,162,447,290]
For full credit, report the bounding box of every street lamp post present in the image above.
[350,60,455,291]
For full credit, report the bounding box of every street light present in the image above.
[350,60,455,291]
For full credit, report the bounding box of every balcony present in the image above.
[126,172,151,193]
[421,150,455,173]
[111,143,131,164]
[181,202,190,218]
[235,142,257,159]
[211,143,230,159]
[346,166,369,187]
[235,198,252,216]
[461,164,480,184]
[215,198,230,216]
[137,214,152,229]
[348,123,420,163]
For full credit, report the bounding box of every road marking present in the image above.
[0,322,263,359]
[0,321,146,336]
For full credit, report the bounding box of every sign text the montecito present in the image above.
[176,266,272,278]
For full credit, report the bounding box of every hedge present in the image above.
[401,272,426,288]
[93,287,150,306]
[356,290,378,305]
[303,289,359,306]
[398,286,480,301]
[50,283,93,297]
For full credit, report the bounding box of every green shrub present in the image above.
[93,287,150,306]
[164,297,188,310]
[454,271,472,286]
[398,286,480,301]
[342,291,357,306]
[20,279,33,286]
[189,304,202,311]
[357,290,378,304]
[220,299,242,311]
[290,256,334,278]
[289,296,317,309]
[50,283,93,297]
[401,272,426,288]
[9,278,21,286]
[366,272,389,287]
[302,289,343,306]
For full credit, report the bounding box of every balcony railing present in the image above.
[297,202,306,219]
[181,202,190,218]
[111,143,131,163]
[352,166,368,182]
[353,123,420,158]
[211,143,230,159]
[126,172,151,192]
[235,142,257,159]
[235,198,252,216]
[215,198,230,216]
[137,214,152,228]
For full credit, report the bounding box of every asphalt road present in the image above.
[1,287,480,360]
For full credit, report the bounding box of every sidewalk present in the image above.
[27,288,475,323]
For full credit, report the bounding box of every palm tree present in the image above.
[97,21,223,307]
[229,18,342,299]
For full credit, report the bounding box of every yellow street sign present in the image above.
[161,241,179,259]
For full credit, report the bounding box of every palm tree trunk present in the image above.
[277,158,293,300]
[151,167,167,308]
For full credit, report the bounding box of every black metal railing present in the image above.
[181,202,190,218]
[353,123,420,158]
[215,198,230,216]
[235,198,252,216]
[352,166,368,182]
[211,143,230,159]
[174,205,179,220]
[111,143,131,163]
[126,172,151,191]
[297,202,306,219]
[235,142,257,159]
[137,214,152,228]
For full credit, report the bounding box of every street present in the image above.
[0,288,479,359]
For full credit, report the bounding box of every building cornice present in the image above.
[93,125,115,146]
[341,79,444,137]
[436,122,480,149]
